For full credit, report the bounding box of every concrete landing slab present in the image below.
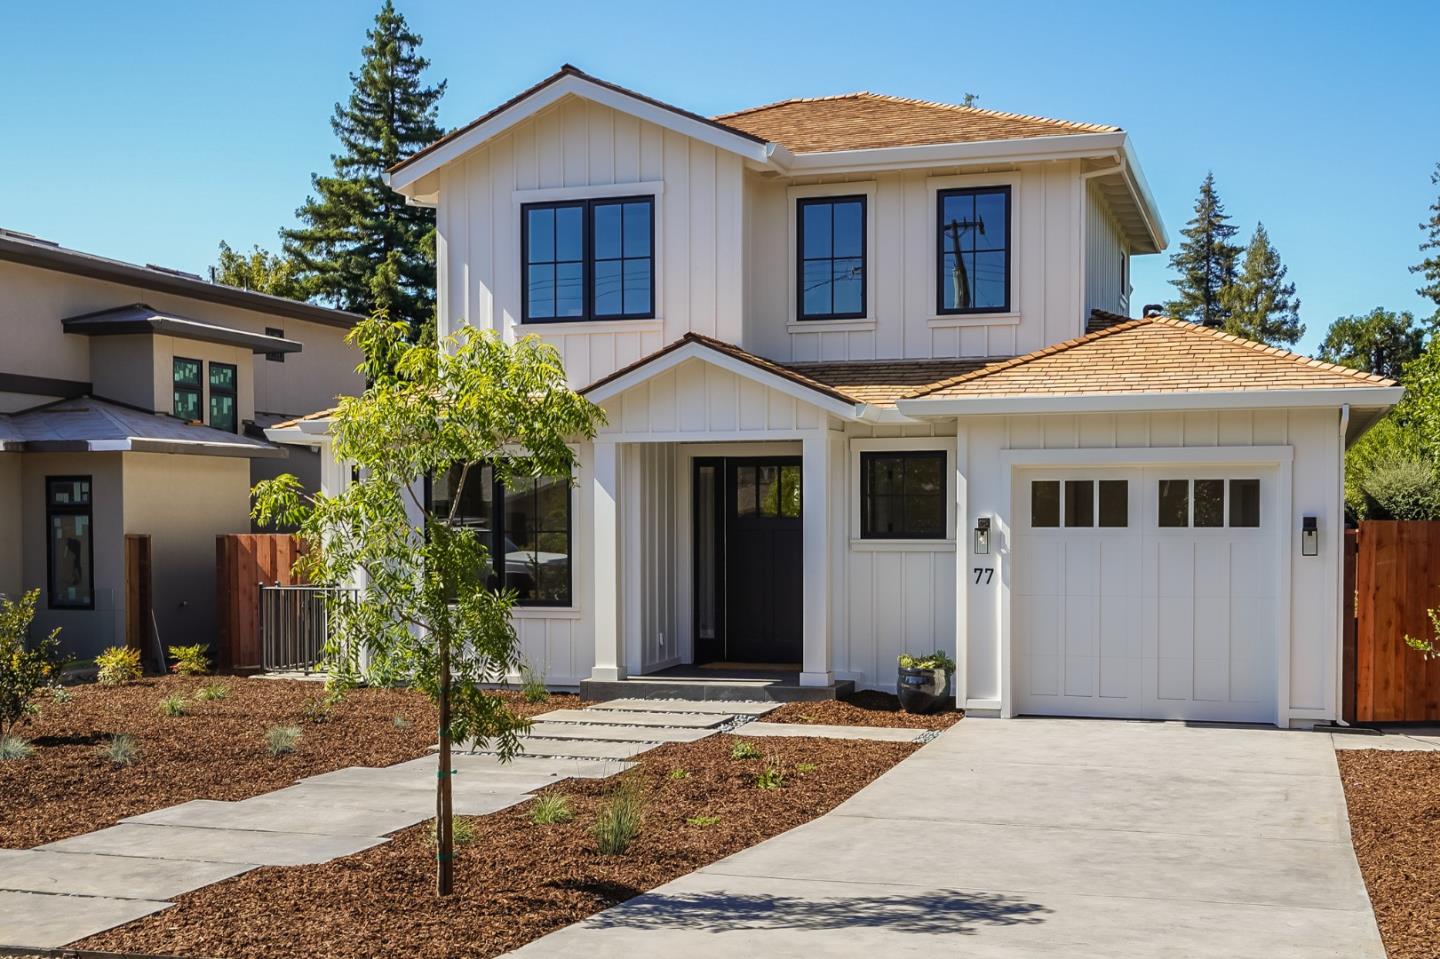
[41,822,387,866]
[588,699,776,716]
[478,737,658,761]
[0,848,254,900]
[524,721,714,743]
[734,722,923,742]
[124,796,426,838]
[536,708,726,729]
[0,889,172,950]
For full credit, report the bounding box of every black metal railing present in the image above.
[259,584,357,673]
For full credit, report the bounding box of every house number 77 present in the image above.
[973,567,994,585]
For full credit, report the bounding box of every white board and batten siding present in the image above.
[959,408,1344,726]
[1084,180,1129,318]
[434,96,744,389]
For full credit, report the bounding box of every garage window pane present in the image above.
[1064,480,1094,527]
[1194,480,1225,527]
[1230,479,1261,527]
[1099,480,1128,527]
[1031,481,1060,527]
[1158,480,1189,528]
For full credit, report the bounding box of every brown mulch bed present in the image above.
[766,689,962,730]
[1338,749,1440,959]
[79,734,916,959]
[0,675,576,848]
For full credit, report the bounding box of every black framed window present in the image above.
[522,196,654,323]
[265,327,286,363]
[861,450,946,539]
[1157,479,1262,528]
[209,362,237,433]
[797,195,866,320]
[429,463,572,606]
[937,185,1010,314]
[1032,478,1129,528]
[46,477,93,610]
[173,357,201,422]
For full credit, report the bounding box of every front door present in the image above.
[693,457,803,665]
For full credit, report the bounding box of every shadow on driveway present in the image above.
[584,887,1050,935]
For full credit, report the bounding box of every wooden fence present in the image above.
[1347,521,1440,723]
[215,534,305,672]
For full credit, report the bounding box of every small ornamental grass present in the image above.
[519,665,549,704]
[302,689,345,724]
[428,815,478,848]
[167,643,210,676]
[264,725,301,757]
[95,733,138,766]
[95,646,142,686]
[392,714,413,729]
[755,755,787,791]
[529,793,574,825]
[592,777,645,855]
[796,762,818,775]
[194,681,230,702]
[668,767,690,780]
[0,734,34,761]
[730,739,762,761]
[686,815,720,828]
[157,695,188,718]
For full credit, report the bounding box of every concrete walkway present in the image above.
[506,718,1386,958]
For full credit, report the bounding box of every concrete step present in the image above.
[40,823,386,867]
[588,698,777,716]
[467,736,659,761]
[533,707,728,729]
[524,721,715,743]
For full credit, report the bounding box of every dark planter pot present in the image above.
[897,666,950,714]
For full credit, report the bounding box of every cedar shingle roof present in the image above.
[909,318,1396,400]
[787,358,994,406]
[714,92,1120,154]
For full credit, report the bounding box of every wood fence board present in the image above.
[1352,521,1440,723]
[214,533,302,673]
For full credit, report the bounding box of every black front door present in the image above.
[693,457,803,665]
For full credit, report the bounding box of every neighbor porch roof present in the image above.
[0,396,286,458]
[62,304,303,354]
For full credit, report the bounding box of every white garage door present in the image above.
[1012,467,1278,724]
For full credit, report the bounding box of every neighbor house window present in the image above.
[797,195,866,320]
[937,186,1010,313]
[209,362,237,433]
[173,357,201,421]
[429,463,572,606]
[522,196,654,323]
[46,477,93,609]
[861,451,946,539]
[265,327,286,363]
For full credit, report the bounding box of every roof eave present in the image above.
[896,386,1405,417]
[63,313,304,354]
[782,130,1130,174]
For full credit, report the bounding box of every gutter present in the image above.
[895,386,1406,418]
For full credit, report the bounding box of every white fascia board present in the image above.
[388,75,773,193]
[896,386,1405,417]
[264,423,328,447]
[1121,136,1168,251]
[784,131,1129,175]
[584,342,863,421]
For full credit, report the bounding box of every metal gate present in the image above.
[259,585,357,672]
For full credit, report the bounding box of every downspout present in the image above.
[1335,403,1351,726]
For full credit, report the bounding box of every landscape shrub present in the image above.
[0,589,64,737]
[1355,458,1440,520]
[730,739,762,761]
[264,725,301,756]
[755,758,786,790]
[95,646,142,687]
[95,733,138,766]
[592,777,644,855]
[167,644,210,676]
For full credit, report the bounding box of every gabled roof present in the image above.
[787,357,995,406]
[0,229,362,329]
[63,304,302,354]
[0,396,285,458]
[715,92,1120,155]
[906,317,1397,400]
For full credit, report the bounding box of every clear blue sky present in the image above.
[3,0,1436,354]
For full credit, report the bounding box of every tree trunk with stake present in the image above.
[436,631,453,896]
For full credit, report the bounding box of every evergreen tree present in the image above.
[1166,172,1242,327]
[1318,307,1430,380]
[1413,161,1440,322]
[281,1,445,336]
[1220,223,1303,348]
[209,241,306,300]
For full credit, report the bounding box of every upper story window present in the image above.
[797,195,866,321]
[173,357,201,422]
[522,196,654,323]
[209,362,237,433]
[937,186,1010,314]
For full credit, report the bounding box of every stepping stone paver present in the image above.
[260,781,534,817]
[472,736,659,761]
[41,822,388,867]
[734,721,925,743]
[536,707,726,729]
[0,849,254,900]
[586,698,777,716]
[124,797,429,838]
[449,751,635,779]
[525,721,714,743]
[299,762,561,792]
[0,890,173,950]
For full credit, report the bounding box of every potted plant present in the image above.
[896,651,956,714]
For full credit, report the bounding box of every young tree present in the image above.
[1220,223,1303,348]
[1318,307,1430,380]
[252,315,603,895]
[1413,161,1440,322]
[281,2,446,337]
[1166,172,1243,327]
[209,242,306,300]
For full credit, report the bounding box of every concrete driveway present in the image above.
[507,718,1385,958]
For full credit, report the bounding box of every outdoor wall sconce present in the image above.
[1301,516,1318,557]
[974,516,991,555]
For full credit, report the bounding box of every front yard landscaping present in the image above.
[1338,749,1440,959]
[0,675,576,848]
[77,732,918,959]
[767,689,961,730]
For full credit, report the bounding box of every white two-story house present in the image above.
[276,66,1400,727]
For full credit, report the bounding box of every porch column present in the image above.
[800,431,833,687]
[590,439,624,681]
